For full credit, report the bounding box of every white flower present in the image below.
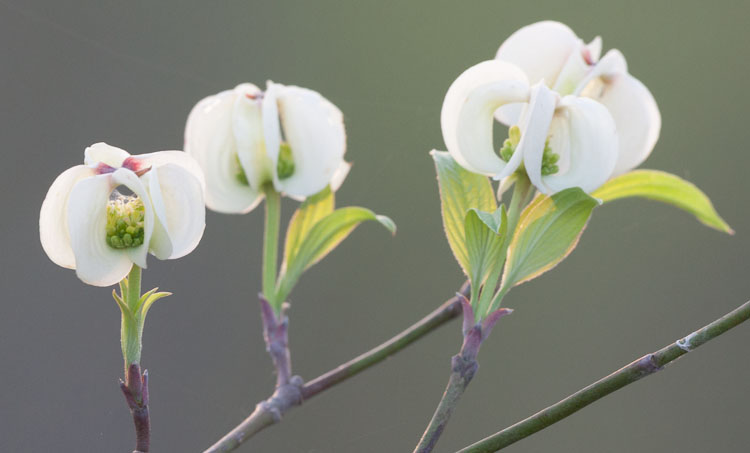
[495,21,661,176]
[40,143,206,287]
[185,82,350,213]
[442,60,618,194]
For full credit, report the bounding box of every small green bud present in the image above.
[508,125,521,146]
[276,143,295,180]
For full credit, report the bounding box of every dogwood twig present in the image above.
[457,299,750,452]
[203,282,470,452]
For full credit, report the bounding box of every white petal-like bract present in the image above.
[537,96,619,193]
[441,60,530,176]
[264,82,347,198]
[66,174,134,286]
[40,144,207,286]
[495,21,582,89]
[186,81,349,210]
[39,165,95,268]
[145,164,206,259]
[185,86,263,214]
[579,70,661,175]
[495,21,660,178]
[84,143,130,168]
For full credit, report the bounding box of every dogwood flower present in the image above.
[185,82,350,214]
[442,60,618,194]
[495,21,661,176]
[40,143,206,287]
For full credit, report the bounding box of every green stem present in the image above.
[262,186,281,310]
[484,175,533,315]
[457,299,750,452]
[476,175,533,319]
[127,265,142,313]
[504,174,533,236]
[121,265,143,368]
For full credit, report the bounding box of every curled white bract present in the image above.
[185,82,348,213]
[39,143,206,287]
[495,21,661,175]
[441,60,618,194]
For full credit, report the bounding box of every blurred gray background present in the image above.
[2,0,749,451]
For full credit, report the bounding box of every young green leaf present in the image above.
[464,206,508,290]
[431,150,497,278]
[592,170,733,234]
[502,188,599,289]
[276,207,395,302]
[283,186,335,265]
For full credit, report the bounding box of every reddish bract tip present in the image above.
[95,162,116,175]
[582,48,595,65]
[122,157,152,177]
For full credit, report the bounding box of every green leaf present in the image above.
[432,151,497,277]
[112,289,131,316]
[283,186,335,266]
[277,207,396,302]
[137,290,172,320]
[464,206,508,290]
[502,188,599,289]
[592,170,733,234]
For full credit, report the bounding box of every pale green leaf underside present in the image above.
[592,170,733,234]
[284,186,335,265]
[277,207,395,302]
[431,151,497,277]
[503,188,599,288]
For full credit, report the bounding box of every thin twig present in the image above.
[119,363,150,453]
[457,299,750,452]
[413,299,512,453]
[202,282,470,453]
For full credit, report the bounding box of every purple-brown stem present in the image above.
[413,298,512,453]
[259,295,295,388]
[119,363,150,453]
[203,284,471,453]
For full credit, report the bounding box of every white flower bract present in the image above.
[39,143,206,287]
[441,60,619,194]
[495,21,661,176]
[185,82,349,213]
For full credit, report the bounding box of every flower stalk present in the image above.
[262,186,282,310]
[117,265,151,453]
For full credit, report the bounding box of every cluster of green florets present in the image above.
[234,154,250,186]
[540,139,559,176]
[498,125,522,162]
[498,125,559,176]
[276,142,295,180]
[106,194,146,249]
[233,142,295,186]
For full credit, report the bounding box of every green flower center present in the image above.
[276,142,295,180]
[540,139,560,176]
[498,125,522,162]
[106,193,145,249]
[234,154,250,186]
[497,125,559,176]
